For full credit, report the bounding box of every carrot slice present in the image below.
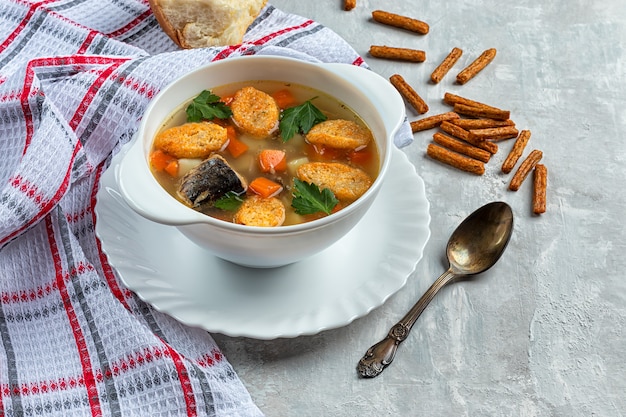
[211,118,228,127]
[271,89,296,109]
[164,159,179,176]
[220,94,235,106]
[306,143,344,161]
[331,201,345,214]
[347,149,374,165]
[259,149,287,173]
[226,127,249,158]
[226,125,237,140]
[249,177,284,198]
[150,149,176,172]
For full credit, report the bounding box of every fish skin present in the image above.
[177,155,247,207]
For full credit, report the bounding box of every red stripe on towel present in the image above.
[0,143,81,247]
[213,19,316,60]
[0,0,58,54]
[107,8,152,38]
[46,216,102,417]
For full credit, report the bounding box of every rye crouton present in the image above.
[234,195,286,227]
[230,86,280,138]
[296,162,372,201]
[306,119,373,150]
[154,122,228,159]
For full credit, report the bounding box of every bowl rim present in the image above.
[123,55,404,235]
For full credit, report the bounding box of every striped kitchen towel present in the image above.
[0,1,411,416]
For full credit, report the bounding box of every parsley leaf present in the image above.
[186,90,233,122]
[214,191,245,211]
[291,178,338,215]
[279,99,327,142]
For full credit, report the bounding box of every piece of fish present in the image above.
[177,154,247,207]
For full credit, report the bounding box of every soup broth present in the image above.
[150,80,379,226]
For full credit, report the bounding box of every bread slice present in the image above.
[153,122,228,159]
[306,119,373,150]
[296,162,373,201]
[230,86,280,137]
[149,0,267,48]
[234,196,286,227]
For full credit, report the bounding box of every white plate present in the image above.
[95,146,430,339]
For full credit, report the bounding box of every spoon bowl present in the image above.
[357,201,514,378]
[447,201,513,275]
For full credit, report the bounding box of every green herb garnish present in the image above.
[214,191,245,211]
[291,178,338,215]
[186,90,233,122]
[279,99,327,142]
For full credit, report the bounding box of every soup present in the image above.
[149,80,379,227]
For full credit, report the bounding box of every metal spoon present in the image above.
[357,201,514,378]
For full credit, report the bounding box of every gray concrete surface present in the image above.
[213,1,626,415]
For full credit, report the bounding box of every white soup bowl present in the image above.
[116,55,405,268]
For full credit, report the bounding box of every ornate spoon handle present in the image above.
[357,268,457,378]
